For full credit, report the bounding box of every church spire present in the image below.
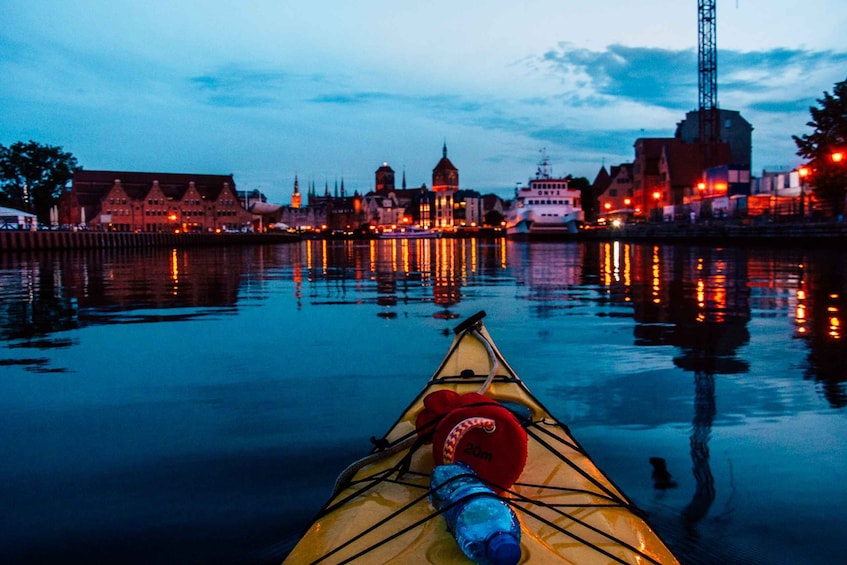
[443,140,447,159]
[292,174,301,209]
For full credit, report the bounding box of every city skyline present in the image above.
[2,0,846,202]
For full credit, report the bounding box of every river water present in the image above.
[0,239,844,564]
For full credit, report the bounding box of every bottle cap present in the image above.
[486,532,521,565]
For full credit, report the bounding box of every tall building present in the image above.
[675,109,752,169]
[375,163,395,194]
[430,142,459,229]
[291,175,302,209]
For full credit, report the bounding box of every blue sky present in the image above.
[2,1,845,202]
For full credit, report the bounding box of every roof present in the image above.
[0,205,37,218]
[592,165,611,191]
[432,142,457,173]
[72,170,236,203]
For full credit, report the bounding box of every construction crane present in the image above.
[698,0,719,167]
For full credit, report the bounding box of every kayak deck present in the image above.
[284,312,679,564]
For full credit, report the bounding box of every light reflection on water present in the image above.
[0,239,845,564]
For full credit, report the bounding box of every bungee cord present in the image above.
[296,315,674,565]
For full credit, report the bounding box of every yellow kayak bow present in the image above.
[284,311,679,564]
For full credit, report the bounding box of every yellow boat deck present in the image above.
[284,313,679,564]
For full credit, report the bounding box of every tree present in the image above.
[567,175,596,222]
[793,78,847,217]
[483,209,504,227]
[0,140,79,223]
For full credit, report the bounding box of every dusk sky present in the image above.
[2,1,846,202]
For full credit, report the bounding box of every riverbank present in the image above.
[3,222,846,251]
[580,221,847,245]
[0,230,300,251]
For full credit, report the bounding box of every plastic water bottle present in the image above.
[430,462,521,565]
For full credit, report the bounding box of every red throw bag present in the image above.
[416,391,527,491]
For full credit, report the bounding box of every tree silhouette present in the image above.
[0,140,79,223]
[793,78,847,217]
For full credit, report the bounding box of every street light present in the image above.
[696,182,707,220]
[798,166,809,220]
[653,191,661,222]
[832,151,844,163]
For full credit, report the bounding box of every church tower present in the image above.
[431,142,459,229]
[375,162,395,194]
[291,175,301,209]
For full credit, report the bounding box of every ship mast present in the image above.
[536,148,553,180]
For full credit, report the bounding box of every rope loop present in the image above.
[442,416,496,464]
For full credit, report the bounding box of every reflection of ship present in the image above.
[505,151,584,238]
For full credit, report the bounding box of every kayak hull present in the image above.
[284,312,679,564]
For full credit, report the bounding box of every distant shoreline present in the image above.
[3,222,846,251]
[0,230,299,252]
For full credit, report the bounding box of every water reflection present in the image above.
[1,239,847,564]
[2,240,846,405]
[798,260,847,407]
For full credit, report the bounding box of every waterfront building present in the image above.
[428,142,459,229]
[63,170,254,232]
[481,194,506,226]
[748,168,816,218]
[658,142,736,219]
[632,138,674,218]
[675,109,753,169]
[361,191,404,228]
[370,162,429,227]
[632,137,734,220]
[453,189,483,228]
[594,163,634,220]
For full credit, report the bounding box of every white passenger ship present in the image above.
[505,151,584,237]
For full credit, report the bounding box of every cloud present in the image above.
[189,68,327,108]
[541,43,696,109]
[538,43,847,115]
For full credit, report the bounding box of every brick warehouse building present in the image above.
[62,170,254,232]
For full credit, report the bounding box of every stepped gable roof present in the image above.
[611,163,633,179]
[72,170,236,202]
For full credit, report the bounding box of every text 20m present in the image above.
[463,442,493,462]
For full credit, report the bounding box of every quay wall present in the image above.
[0,230,300,252]
[581,222,847,245]
[4,224,847,250]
